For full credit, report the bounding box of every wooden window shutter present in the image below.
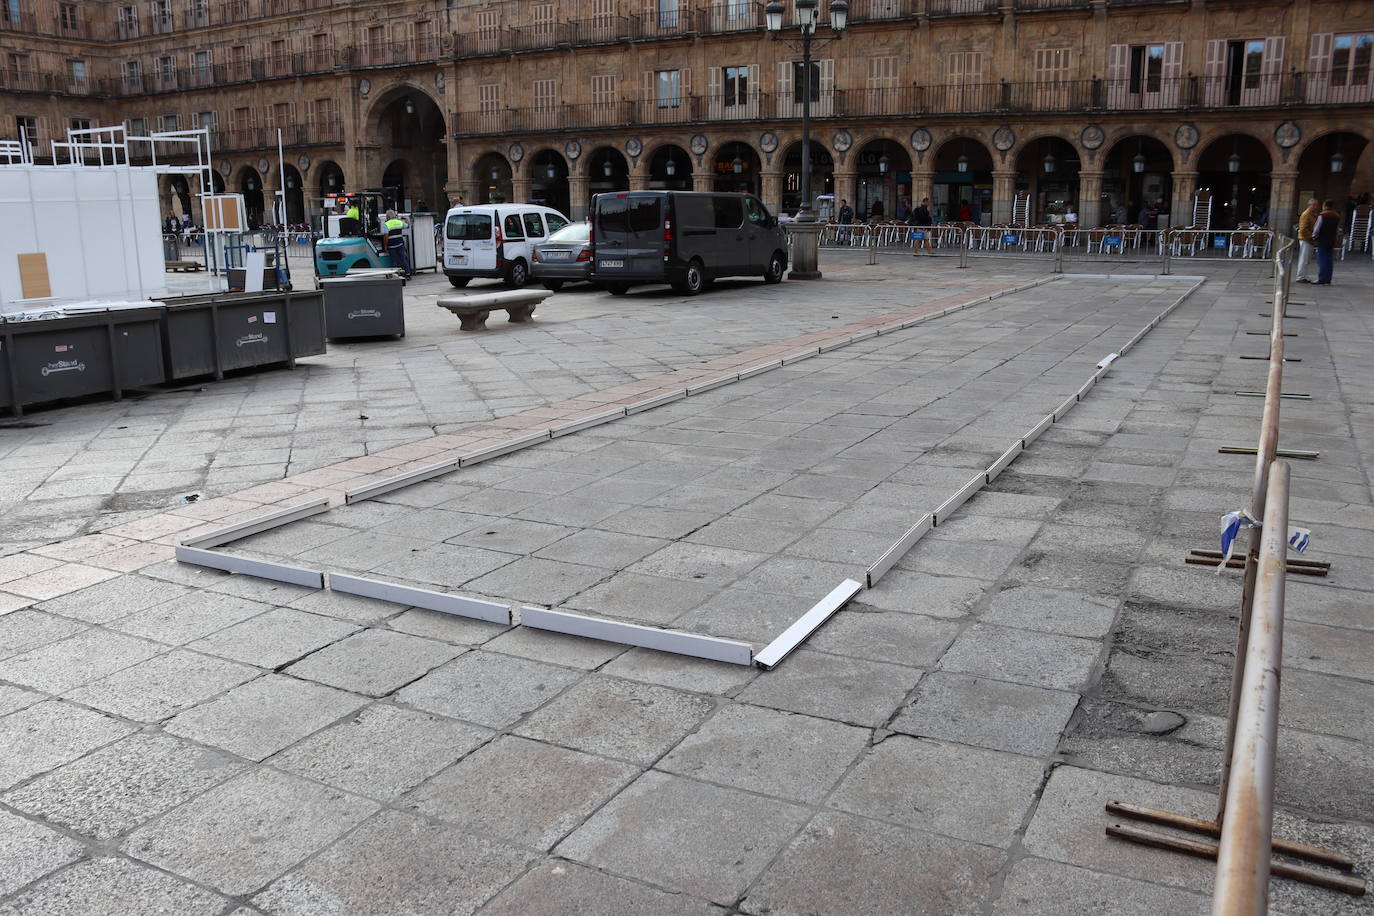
[1204,39,1227,106]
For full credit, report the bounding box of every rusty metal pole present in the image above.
[1216,238,1292,824]
[1212,459,1291,916]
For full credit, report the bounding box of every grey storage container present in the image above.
[0,308,165,416]
[320,275,405,340]
[159,290,326,381]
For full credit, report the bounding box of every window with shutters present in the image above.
[123,59,142,90]
[229,45,248,79]
[117,5,138,38]
[191,50,212,85]
[67,59,87,92]
[478,9,501,51]
[533,79,557,108]
[1034,48,1070,82]
[587,0,614,41]
[271,102,291,127]
[310,33,331,67]
[269,39,288,75]
[723,65,749,107]
[1331,33,1374,87]
[1208,37,1284,106]
[157,114,181,132]
[149,0,172,32]
[793,60,822,103]
[531,2,554,41]
[656,70,681,108]
[15,116,39,144]
[478,83,501,130]
[70,117,92,133]
[194,111,215,131]
[867,56,898,88]
[58,3,80,32]
[415,20,436,57]
[365,26,385,64]
[1129,45,1164,93]
[156,55,174,89]
[947,51,983,84]
[127,118,147,137]
[659,0,679,28]
[591,74,616,107]
[186,0,207,27]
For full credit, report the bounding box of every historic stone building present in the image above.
[3,0,1373,229]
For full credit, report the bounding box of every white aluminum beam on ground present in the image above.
[1096,353,1120,370]
[180,497,331,549]
[866,513,934,588]
[847,329,879,343]
[328,573,510,624]
[754,578,864,670]
[520,606,753,665]
[780,348,821,364]
[460,430,551,466]
[1076,378,1096,401]
[175,545,324,588]
[1023,414,1054,446]
[738,360,782,379]
[686,374,739,395]
[933,472,988,526]
[1053,395,1079,421]
[625,389,687,415]
[986,442,1023,482]
[818,338,850,353]
[344,459,460,504]
[550,408,627,439]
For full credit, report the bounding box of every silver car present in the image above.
[530,221,592,291]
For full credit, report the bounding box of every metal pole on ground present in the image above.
[1212,460,1290,916]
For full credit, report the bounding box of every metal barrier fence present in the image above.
[1106,235,1367,908]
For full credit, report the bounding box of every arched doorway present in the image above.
[648,144,692,191]
[1296,132,1370,225]
[530,149,570,215]
[381,159,408,212]
[169,174,192,218]
[781,141,833,216]
[239,167,264,229]
[713,141,760,195]
[931,138,993,224]
[317,161,344,198]
[280,164,305,226]
[1196,134,1271,228]
[1015,137,1081,224]
[369,88,447,211]
[855,139,911,221]
[474,153,512,204]
[587,146,630,212]
[1102,136,1173,227]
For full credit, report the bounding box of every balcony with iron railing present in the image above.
[452,73,1374,137]
[210,119,342,152]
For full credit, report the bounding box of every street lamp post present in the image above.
[766,0,847,278]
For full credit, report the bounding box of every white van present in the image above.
[442,204,570,288]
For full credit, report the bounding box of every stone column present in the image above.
[1268,169,1298,235]
[511,175,531,205]
[991,170,1017,223]
[833,170,858,213]
[568,175,589,220]
[911,169,934,210]
[1171,169,1198,228]
[629,172,650,191]
[692,171,712,192]
[1078,170,1104,228]
[760,170,783,215]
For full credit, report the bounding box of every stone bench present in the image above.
[437,289,552,331]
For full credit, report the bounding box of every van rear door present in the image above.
[446,211,496,272]
[596,194,664,279]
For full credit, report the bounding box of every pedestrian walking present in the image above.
[910,197,933,255]
[869,198,884,222]
[1313,198,1342,285]
[1294,198,1318,283]
[837,198,854,245]
[958,199,972,222]
[383,209,412,278]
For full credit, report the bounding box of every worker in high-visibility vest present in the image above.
[340,198,363,237]
[383,209,411,278]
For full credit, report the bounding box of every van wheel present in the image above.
[505,260,529,287]
[542,280,564,292]
[673,259,706,296]
[764,251,786,284]
[605,283,629,296]
[448,276,470,288]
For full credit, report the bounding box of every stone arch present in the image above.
[1195,132,1274,228]
[473,151,512,204]
[528,148,571,215]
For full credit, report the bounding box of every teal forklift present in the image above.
[311,190,402,279]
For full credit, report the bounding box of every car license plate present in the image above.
[544,250,570,261]
[600,259,624,269]
[452,255,467,265]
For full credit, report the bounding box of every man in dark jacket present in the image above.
[1313,199,1342,285]
[837,199,854,245]
[909,197,933,254]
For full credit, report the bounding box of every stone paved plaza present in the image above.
[1,251,1373,914]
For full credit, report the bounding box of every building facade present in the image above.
[4,0,1373,230]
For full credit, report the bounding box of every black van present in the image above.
[591,191,789,295]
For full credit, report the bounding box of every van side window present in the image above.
[713,195,744,230]
[503,214,525,239]
[745,197,770,225]
[676,196,713,228]
[447,214,492,240]
[545,213,569,234]
[522,213,545,238]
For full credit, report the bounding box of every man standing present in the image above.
[1294,198,1318,283]
[837,198,854,245]
[1313,199,1342,286]
[910,197,933,254]
[383,209,412,278]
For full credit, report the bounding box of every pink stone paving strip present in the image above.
[0,278,1038,606]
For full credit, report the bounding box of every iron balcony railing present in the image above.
[452,73,1373,136]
